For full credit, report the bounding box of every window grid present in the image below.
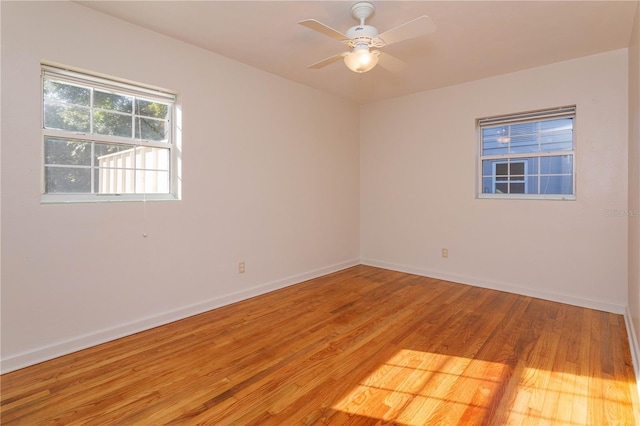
[41,65,176,202]
[477,106,576,200]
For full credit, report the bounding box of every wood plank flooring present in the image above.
[1,265,639,425]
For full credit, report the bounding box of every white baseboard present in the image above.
[0,259,360,374]
[360,258,627,314]
[624,306,640,396]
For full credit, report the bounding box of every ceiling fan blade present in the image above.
[307,52,349,69]
[379,16,436,46]
[298,19,348,42]
[377,51,408,73]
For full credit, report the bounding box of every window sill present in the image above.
[40,193,180,204]
[477,193,576,201]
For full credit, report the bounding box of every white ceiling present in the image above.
[77,1,638,104]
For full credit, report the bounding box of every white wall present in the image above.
[361,50,629,313]
[628,2,640,378]
[0,1,360,372]
[1,0,635,375]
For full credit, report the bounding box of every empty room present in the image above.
[1,0,639,424]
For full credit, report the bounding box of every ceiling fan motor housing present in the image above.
[346,24,378,39]
[346,24,384,48]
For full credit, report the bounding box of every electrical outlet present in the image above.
[238,261,245,274]
[442,248,449,258]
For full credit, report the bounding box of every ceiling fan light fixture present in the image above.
[497,127,510,143]
[344,45,379,73]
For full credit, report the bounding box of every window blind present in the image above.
[42,65,176,103]
[477,105,576,127]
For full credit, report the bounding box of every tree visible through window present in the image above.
[477,106,576,199]
[41,65,176,201]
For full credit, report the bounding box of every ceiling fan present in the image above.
[299,2,436,74]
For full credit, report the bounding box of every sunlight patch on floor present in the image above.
[330,349,637,425]
[505,366,637,426]
[331,349,507,425]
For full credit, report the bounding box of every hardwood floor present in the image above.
[1,265,639,425]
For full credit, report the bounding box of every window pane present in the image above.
[495,182,508,194]
[482,160,496,176]
[482,177,494,193]
[526,176,539,193]
[94,90,132,113]
[482,140,508,156]
[540,176,573,194]
[95,144,136,168]
[96,167,135,194]
[483,126,504,138]
[510,162,525,176]
[495,163,508,176]
[541,118,573,132]
[136,99,169,119]
[540,155,573,175]
[45,138,91,166]
[93,111,132,138]
[135,170,169,194]
[43,80,90,106]
[510,182,525,193]
[135,118,167,141]
[45,167,91,193]
[509,134,538,154]
[540,118,573,152]
[482,127,508,155]
[135,146,170,171]
[510,122,537,136]
[540,131,572,152]
[524,157,538,176]
[44,104,90,132]
[95,144,136,195]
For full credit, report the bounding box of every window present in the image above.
[41,65,177,202]
[477,106,576,200]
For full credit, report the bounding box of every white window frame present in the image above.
[477,106,576,200]
[41,64,179,203]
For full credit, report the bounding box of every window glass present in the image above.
[478,107,575,199]
[42,65,176,201]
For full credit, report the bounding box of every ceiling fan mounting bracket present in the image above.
[351,2,375,23]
